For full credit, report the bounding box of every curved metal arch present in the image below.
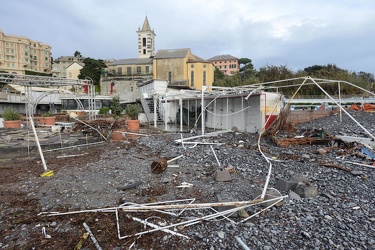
[32,90,84,114]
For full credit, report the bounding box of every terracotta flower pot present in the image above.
[44,117,56,125]
[3,120,21,128]
[126,119,140,132]
[112,130,126,141]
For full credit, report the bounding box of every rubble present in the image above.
[0,109,375,249]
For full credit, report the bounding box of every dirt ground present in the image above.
[0,134,209,249]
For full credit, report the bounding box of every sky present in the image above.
[1,0,375,74]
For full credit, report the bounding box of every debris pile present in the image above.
[0,109,374,249]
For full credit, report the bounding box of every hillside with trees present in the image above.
[214,59,374,96]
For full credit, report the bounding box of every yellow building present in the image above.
[65,61,84,79]
[0,29,52,74]
[153,48,214,90]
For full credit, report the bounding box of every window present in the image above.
[143,49,146,55]
[191,71,194,86]
[118,67,122,75]
[12,63,15,68]
[145,66,149,73]
[203,64,206,68]
[137,66,141,74]
[203,71,206,86]
[69,72,72,78]
[191,64,194,68]
[142,38,146,46]
[127,67,131,75]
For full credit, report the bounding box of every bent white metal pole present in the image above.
[29,117,48,172]
[154,97,157,128]
[180,95,183,132]
[338,81,342,122]
[210,145,221,167]
[201,86,206,135]
[310,77,375,141]
[235,236,251,250]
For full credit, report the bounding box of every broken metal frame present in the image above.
[0,73,98,173]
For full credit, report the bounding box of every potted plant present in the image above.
[42,111,56,125]
[111,96,123,119]
[125,104,141,132]
[2,107,22,128]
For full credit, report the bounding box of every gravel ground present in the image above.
[0,110,374,249]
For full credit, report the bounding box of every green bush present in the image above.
[125,104,141,120]
[42,111,54,117]
[2,107,21,121]
[111,96,123,118]
[98,107,110,115]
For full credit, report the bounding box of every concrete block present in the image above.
[276,178,298,192]
[215,170,232,182]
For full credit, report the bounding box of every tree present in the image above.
[78,57,107,89]
[214,68,225,82]
[74,51,82,57]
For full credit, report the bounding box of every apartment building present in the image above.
[207,54,239,76]
[0,29,52,74]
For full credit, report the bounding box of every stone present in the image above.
[215,170,232,182]
[289,191,302,200]
[351,170,364,176]
[292,173,309,183]
[276,178,298,192]
[294,182,318,198]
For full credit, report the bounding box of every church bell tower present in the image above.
[137,16,156,58]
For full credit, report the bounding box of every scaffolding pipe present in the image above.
[310,77,375,141]
[29,117,48,172]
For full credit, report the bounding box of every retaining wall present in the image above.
[288,109,340,125]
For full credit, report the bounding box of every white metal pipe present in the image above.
[154,97,157,128]
[131,216,189,239]
[180,95,183,132]
[29,117,48,172]
[43,141,106,152]
[71,117,108,141]
[83,222,102,250]
[344,161,375,169]
[201,86,206,135]
[167,154,184,163]
[235,236,251,250]
[210,145,221,167]
[309,77,375,141]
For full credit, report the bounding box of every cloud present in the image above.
[1,0,374,74]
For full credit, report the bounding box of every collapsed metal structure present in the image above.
[0,73,96,120]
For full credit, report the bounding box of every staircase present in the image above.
[139,95,163,124]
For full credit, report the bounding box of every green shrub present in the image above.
[42,111,54,117]
[99,107,110,115]
[111,96,123,119]
[2,107,21,121]
[125,104,141,120]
